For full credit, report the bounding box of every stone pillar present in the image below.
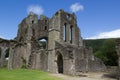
[26,42,31,66]
[8,47,14,70]
[48,29,60,73]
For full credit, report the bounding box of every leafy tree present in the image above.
[100,39,118,66]
[84,39,118,66]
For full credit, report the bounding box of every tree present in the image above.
[95,39,118,66]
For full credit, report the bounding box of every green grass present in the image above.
[0,68,62,80]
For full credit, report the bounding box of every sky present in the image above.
[0,0,120,40]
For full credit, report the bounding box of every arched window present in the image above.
[63,23,67,42]
[45,20,47,25]
[0,48,1,58]
[5,48,9,60]
[39,38,47,49]
[70,25,73,43]
[32,20,34,24]
[45,26,47,30]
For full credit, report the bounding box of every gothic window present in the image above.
[0,48,1,58]
[5,48,9,60]
[70,25,73,43]
[45,26,47,30]
[63,23,67,42]
[45,20,47,25]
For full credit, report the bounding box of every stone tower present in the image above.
[0,10,106,75]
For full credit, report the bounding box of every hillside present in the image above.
[84,38,119,66]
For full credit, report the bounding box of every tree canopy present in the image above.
[84,39,118,66]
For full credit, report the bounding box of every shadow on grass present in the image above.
[103,72,119,79]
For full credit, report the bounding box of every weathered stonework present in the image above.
[0,10,106,75]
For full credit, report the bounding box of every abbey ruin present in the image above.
[0,10,106,75]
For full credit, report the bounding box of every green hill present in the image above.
[84,38,118,66]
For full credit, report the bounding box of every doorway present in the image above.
[57,53,63,73]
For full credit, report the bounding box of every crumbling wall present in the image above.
[85,47,106,71]
[0,47,8,67]
[8,43,27,69]
[74,47,87,73]
[0,39,10,67]
[55,41,75,75]
[0,10,107,76]
[28,50,48,71]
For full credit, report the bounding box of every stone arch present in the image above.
[38,37,48,49]
[0,47,2,67]
[56,51,63,73]
[0,47,1,58]
[5,48,9,60]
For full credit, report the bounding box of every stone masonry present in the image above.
[0,10,106,75]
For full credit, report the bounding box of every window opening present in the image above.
[5,48,9,61]
[70,25,73,43]
[63,23,67,42]
[39,39,47,49]
[45,26,47,30]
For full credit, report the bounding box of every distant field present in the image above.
[0,68,62,80]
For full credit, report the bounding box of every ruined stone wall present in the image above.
[27,40,48,71]
[33,15,49,40]
[55,41,75,75]
[74,47,86,73]
[85,47,106,71]
[17,12,38,43]
[0,39,10,67]
[8,43,27,69]
[0,10,107,76]
[74,46,106,74]
[28,50,48,71]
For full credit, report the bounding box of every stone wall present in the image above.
[0,9,106,76]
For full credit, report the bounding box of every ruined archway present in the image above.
[57,53,63,73]
[0,48,1,58]
[5,48,9,61]
[39,37,48,49]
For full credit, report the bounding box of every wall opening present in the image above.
[0,48,1,59]
[63,23,67,42]
[32,20,34,24]
[57,53,63,73]
[5,48,9,61]
[45,26,47,30]
[39,38,47,49]
[45,20,47,24]
[70,25,73,43]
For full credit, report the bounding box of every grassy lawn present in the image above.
[0,68,62,80]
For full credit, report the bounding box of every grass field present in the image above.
[0,68,62,80]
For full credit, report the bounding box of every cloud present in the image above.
[70,3,84,12]
[0,36,4,39]
[86,29,120,39]
[27,5,44,16]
